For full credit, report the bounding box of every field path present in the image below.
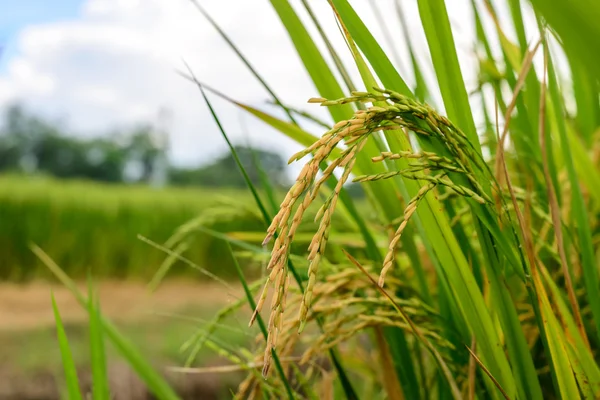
[0,280,242,331]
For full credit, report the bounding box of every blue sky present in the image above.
[0,0,83,71]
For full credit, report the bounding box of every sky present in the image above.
[0,0,529,171]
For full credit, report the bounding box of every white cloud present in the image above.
[0,0,502,173]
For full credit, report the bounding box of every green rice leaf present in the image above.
[416,0,479,152]
[330,0,412,96]
[529,0,600,81]
[52,293,83,400]
[269,0,353,122]
[188,0,298,125]
[546,46,600,343]
[88,279,110,400]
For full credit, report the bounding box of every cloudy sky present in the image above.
[0,0,528,170]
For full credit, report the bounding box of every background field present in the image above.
[0,279,251,399]
[0,174,264,281]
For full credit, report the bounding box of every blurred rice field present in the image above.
[0,174,260,281]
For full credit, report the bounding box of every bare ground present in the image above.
[0,280,247,399]
[0,279,242,330]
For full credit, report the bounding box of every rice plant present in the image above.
[176,0,600,398]
[45,0,600,398]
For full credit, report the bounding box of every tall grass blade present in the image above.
[188,0,298,125]
[394,0,429,101]
[331,0,411,96]
[176,74,342,159]
[88,278,110,400]
[269,0,353,122]
[568,53,599,145]
[184,65,271,224]
[299,0,358,93]
[417,0,479,150]
[538,44,589,348]
[529,0,600,81]
[52,293,83,400]
[495,92,580,398]
[545,36,600,344]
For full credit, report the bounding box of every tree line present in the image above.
[0,104,290,189]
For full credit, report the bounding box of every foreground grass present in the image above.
[44,0,600,398]
[0,280,252,399]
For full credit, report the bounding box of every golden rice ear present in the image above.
[256,88,494,381]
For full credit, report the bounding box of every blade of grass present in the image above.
[529,0,600,81]
[541,264,600,398]
[483,1,543,180]
[416,0,480,152]
[88,279,109,400]
[367,2,403,71]
[52,293,83,400]
[568,52,599,146]
[495,90,580,398]
[185,64,271,225]
[176,73,343,160]
[269,0,353,123]
[140,235,236,293]
[545,33,600,344]
[373,326,405,400]
[537,43,589,348]
[331,0,412,96]
[565,122,600,206]
[248,146,279,215]
[464,345,510,400]
[507,0,541,146]
[394,0,430,101]
[188,0,297,125]
[299,0,357,93]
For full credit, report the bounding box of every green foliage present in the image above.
[45,0,600,398]
[168,145,289,188]
[0,104,164,183]
[52,293,83,400]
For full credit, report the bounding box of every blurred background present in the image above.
[0,0,523,398]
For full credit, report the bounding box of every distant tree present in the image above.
[124,125,162,182]
[170,145,289,188]
[0,104,168,184]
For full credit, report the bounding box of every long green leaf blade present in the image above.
[269,0,353,122]
[88,279,110,400]
[52,293,83,400]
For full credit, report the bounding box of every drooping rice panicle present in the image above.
[255,89,501,373]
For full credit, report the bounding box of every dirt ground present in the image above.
[0,280,248,399]
[0,279,242,330]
